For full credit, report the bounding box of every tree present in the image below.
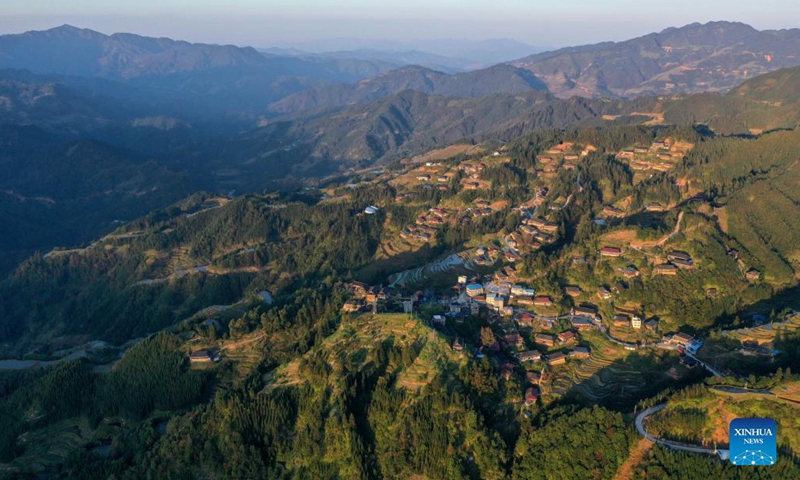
[481,327,496,347]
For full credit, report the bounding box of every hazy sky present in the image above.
[1,0,798,48]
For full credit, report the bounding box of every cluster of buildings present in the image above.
[462,271,536,315]
[399,207,454,243]
[655,250,697,276]
[536,142,597,177]
[618,138,689,172]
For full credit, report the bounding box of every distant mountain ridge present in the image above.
[268,64,547,114]
[266,21,800,115]
[512,21,800,98]
[0,25,398,116]
[0,24,267,78]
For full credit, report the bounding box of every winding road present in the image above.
[634,403,730,460]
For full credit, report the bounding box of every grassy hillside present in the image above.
[645,381,800,454]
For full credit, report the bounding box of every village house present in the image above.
[486,293,507,310]
[746,269,761,281]
[466,284,485,297]
[645,319,659,332]
[646,202,665,212]
[706,288,718,298]
[519,350,542,363]
[524,386,540,405]
[564,286,582,297]
[416,174,431,181]
[515,312,536,326]
[189,350,216,363]
[534,333,557,347]
[449,301,465,315]
[582,145,598,156]
[558,331,577,344]
[545,352,568,366]
[511,284,535,297]
[526,370,541,384]
[603,205,625,218]
[631,316,643,329]
[613,314,630,327]
[672,258,694,270]
[600,246,623,257]
[533,296,554,307]
[669,332,703,354]
[534,233,553,244]
[365,286,388,304]
[654,264,679,276]
[572,305,598,319]
[669,250,692,262]
[515,296,535,307]
[431,207,449,217]
[619,266,640,278]
[670,332,694,345]
[541,222,559,233]
[452,337,464,352]
[570,346,590,358]
[504,332,525,349]
[597,286,612,300]
[571,317,595,330]
[431,315,446,326]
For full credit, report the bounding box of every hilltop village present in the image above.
[319,135,786,410]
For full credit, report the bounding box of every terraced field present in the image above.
[9,418,123,474]
[389,252,475,288]
[722,314,800,344]
[267,313,464,394]
[378,235,417,258]
[545,332,656,402]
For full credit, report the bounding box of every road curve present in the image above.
[634,403,729,460]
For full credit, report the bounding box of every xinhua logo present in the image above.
[729,418,777,466]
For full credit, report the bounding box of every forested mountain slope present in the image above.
[0,125,195,275]
[268,64,547,114]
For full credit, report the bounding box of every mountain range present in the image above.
[2,22,800,275]
[265,22,800,116]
